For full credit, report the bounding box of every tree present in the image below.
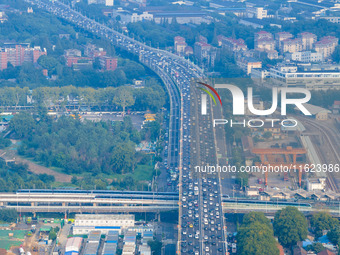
[273,207,308,248]
[0,209,18,223]
[9,112,35,138]
[242,212,271,227]
[311,212,339,240]
[147,240,162,255]
[237,220,279,255]
[263,131,272,139]
[49,231,57,240]
[311,242,325,254]
[328,225,340,246]
[332,45,340,63]
[37,55,60,74]
[112,87,135,115]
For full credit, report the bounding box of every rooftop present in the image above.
[300,103,331,115]
[75,214,134,220]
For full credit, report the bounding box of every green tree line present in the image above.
[0,78,166,112]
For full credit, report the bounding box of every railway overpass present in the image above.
[2,192,340,215]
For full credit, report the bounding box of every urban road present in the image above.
[24,0,226,254]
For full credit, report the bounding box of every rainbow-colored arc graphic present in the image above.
[197,82,222,106]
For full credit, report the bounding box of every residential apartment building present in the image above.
[194,41,217,68]
[0,44,46,70]
[314,36,338,58]
[280,38,303,53]
[99,56,118,71]
[254,31,276,52]
[221,37,248,52]
[254,31,273,47]
[275,32,293,48]
[237,57,262,75]
[256,38,276,51]
[174,36,187,55]
[298,32,317,51]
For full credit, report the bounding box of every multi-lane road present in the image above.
[22,0,227,254]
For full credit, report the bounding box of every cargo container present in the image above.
[65,237,83,253]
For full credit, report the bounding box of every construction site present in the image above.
[242,116,339,197]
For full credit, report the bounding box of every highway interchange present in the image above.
[22,0,227,254]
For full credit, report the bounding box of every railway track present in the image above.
[302,119,339,193]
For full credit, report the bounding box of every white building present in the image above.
[131,12,153,22]
[139,245,151,255]
[269,64,340,90]
[73,214,135,235]
[246,6,268,19]
[307,178,326,191]
[88,0,113,5]
[286,51,323,62]
[106,0,114,6]
[250,68,270,83]
[321,16,340,24]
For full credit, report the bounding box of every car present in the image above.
[205,247,210,252]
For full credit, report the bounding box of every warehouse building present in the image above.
[73,214,135,235]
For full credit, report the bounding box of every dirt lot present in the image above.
[0,148,72,183]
